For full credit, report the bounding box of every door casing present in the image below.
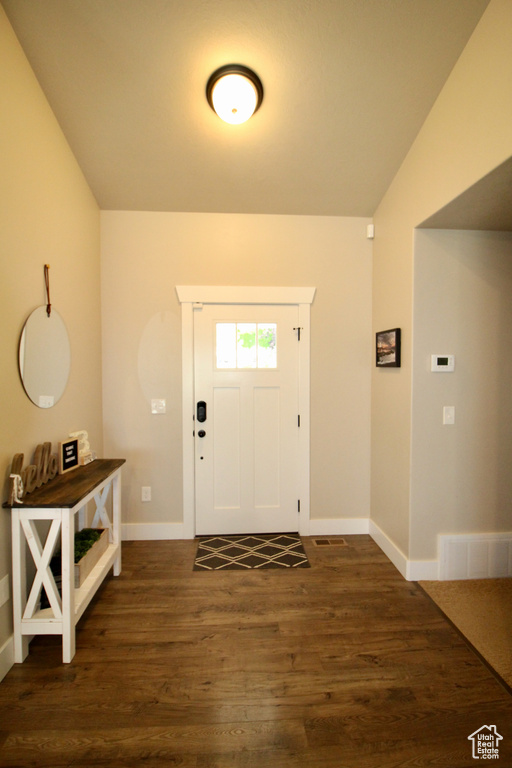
[176,286,315,538]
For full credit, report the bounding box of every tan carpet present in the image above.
[420,578,512,689]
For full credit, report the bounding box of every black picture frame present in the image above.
[376,328,401,368]
[59,438,79,474]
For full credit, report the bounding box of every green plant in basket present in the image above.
[74,528,102,563]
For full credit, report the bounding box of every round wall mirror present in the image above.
[18,306,71,408]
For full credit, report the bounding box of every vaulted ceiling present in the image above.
[3,0,490,216]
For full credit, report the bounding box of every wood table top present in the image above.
[3,458,125,509]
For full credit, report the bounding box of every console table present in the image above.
[5,459,125,663]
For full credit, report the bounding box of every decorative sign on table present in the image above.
[7,442,59,505]
[69,430,95,465]
[5,431,95,505]
[59,438,79,474]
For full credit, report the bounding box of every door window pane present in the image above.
[216,322,277,369]
[257,324,277,368]
[216,323,236,368]
[236,323,257,368]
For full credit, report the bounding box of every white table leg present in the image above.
[11,509,28,663]
[112,471,122,576]
[61,511,75,663]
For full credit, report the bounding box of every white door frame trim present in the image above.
[176,286,316,538]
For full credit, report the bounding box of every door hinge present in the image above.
[293,326,303,341]
[298,499,301,513]
[298,414,301,427]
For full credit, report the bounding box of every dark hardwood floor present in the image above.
[0,535,511,767]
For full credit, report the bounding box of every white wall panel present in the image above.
[253,387,280,509]
[213,388,240,510]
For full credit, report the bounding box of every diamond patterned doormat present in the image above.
[194,533,310,570]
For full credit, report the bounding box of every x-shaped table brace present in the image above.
[90,485,113,539]
[21,517,62,620]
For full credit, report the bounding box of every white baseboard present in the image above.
[121,522,187,541]
[369,520,408,578]
[408,559,439,581]
[369,520,438,581]
[309,518,370,536]
[122,520,372,540]
[439,532,512,580]
[0,635,14,683]
[122,519,372,541]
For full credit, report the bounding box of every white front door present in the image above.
[194,303,300,535]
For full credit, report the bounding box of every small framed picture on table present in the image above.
[59,438,79,474]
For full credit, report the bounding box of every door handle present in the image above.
[198,430,206,438]
[197,401,207,422]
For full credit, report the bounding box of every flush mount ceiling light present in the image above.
[206,64,263,125]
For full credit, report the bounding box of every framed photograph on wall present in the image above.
[376,328,401,368]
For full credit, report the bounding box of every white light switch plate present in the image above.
[151,399,166,414]
[443,406,455,425]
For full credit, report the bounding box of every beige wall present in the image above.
[101,211,372,531]
[411,230,512,560]
[0,9,102,654]
[372,0,512,558]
